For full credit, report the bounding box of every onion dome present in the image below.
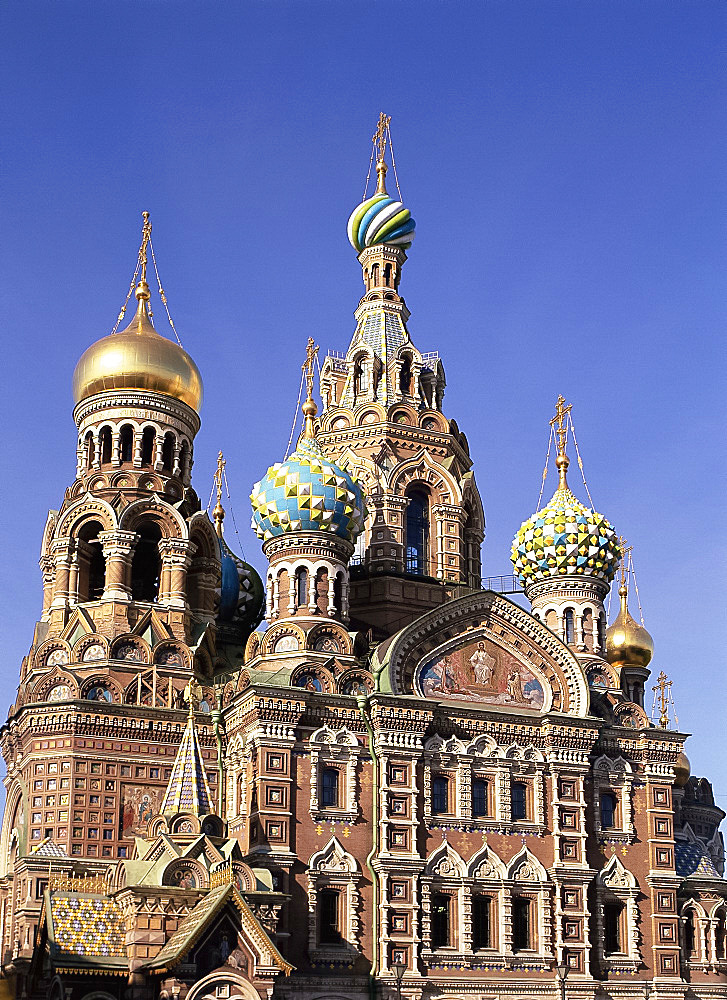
[72,215,203,412]
[510,397,621,586]
[251,342,365,543]
[347,121,415,252]
[606,584,654,668]
[673,751,691,788]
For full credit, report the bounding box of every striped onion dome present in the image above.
[347,193,416,252]
[510,484,621,587]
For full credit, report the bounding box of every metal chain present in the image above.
[362,141,375,201]
[629,550,646,626]
[110,259,141,335]
[536,425,554,512]
[284,370,305,460]
[222,467,247,561]
[386,124,404,201]
[148,234,183,347]
[567,413,596,509]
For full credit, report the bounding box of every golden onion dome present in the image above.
[605,584,654,668]
[72,280,203,412]
[673,751,691,788]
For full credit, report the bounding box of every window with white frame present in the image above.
[309,726,361,823]
[594,855,641,972]
[592,755,635,841]
[307,837,361,958]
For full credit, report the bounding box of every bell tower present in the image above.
[318,114,484,637]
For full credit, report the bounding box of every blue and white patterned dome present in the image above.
[217,537,264,629]
[250,435,365,544]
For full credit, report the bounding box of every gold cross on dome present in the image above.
[138,211,152,283]
[213,451,226,537]
[550,394,572,458]
[653,670,672,729]
[372,112,391,163]
[618,536,633,587]
[302,337,319,401]
[184,678,203,717]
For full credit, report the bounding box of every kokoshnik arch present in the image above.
[0,115,724,1000]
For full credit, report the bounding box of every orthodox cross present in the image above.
[653,670,672,729]
[184,678,203,718]
[213,450,226,537]
[550,394,572,458]
[138,211,152,283]
[302,337,319,401]
[618,536,633,587]
[372,112,391,163]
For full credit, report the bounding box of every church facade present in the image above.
[0,120,724,1000]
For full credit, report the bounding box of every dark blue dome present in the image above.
[217,537,264,629]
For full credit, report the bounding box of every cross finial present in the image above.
[550,394,572,490]
[372,112,391,163]
[653,670,672,729]
[618,535,633,590]
[138,211,152,285]
[213,451,226,537]
[183,678,203,720]
[300,338,320,440]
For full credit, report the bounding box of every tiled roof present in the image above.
[49,894,126,964]
[160,711,212,816]
[30,838,69,858]
[144,883,232,970]
[675,841,721,879]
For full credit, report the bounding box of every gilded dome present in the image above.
[605,585,654,668]
[673,751,691,788]
[72,281,203,412]
[250,432,365,544]
[511,482,621,587]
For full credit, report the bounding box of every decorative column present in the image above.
[99,530,137,601]
[133,429,143,467]
[69,538,93,603]
[111,429,121,467]
[158,538,194,609]
[49,538,75,609]
[39,556,55,618]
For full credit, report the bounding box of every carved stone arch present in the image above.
[80,675,121,703]
[419,410,448,432]
[310,725,359,749]
[468,842,507,880]
[162,856,208,888]
[119,495,187,538]
[307,622,353,656]
[34,639,72,669]
[73,634,109,663]
[598,854,638,890]
[188,511,219,560]
[244,631,261,663]
[0,785,25,876]
[389,448,462,505]
[505,743,545,763]
[461,471,485,527]
[322,406,356,432]
[290,664,335,693]
[40,510,58,560]
[424,840,467,878]
[33,671,79,702]
[147,816,168,839]
[309,836,360,874]
[388,403,418,425]
[593,754,633,778]
[681,897,707,919]
[356,402,387,425]
[153,640,190,669]
[186,973,262,1000]
[507,846,549,883]
[56,494,117,538]
[466,733,501,758]
[110,634,151,664]
[261,621,306,656]
[425,734,468,756]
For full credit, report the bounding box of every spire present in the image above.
[161,680,213,817]
[550,394,572,491]
[373,111,391,196]
[300,337,320,440]
[213,451,226,537]
[121,211,157,336]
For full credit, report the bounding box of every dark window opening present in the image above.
[399,356,412,395]
[715,911,726,959]
[472,779,489,818]
[119,424,134,463]
[511,782,528,821]
[77,521,106,601]
[296,569,308,610]
[353,359,368,397]
[319,888,341,945]
[564,608,575,644]
[99,427,112,465]
[179,442,189,479]
[432,775,449,815]
[162,432,174,472]
[512,898,531,951]
[432,893,451,949]
[85,432,95,468]
[473,895,491,950]
[333,574,343,616]
[141,427,155,466]
[130,521,162,602]
[600,792,617,830]
[604,901,624,955]
[405,488,429,575]
[321,768,339,809]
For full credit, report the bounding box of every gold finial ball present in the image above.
[605,587,654,668]
[673,751,691,788]
[302,399,317,417]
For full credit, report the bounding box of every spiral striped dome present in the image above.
[510,485,621,587]
[347,194,416,252]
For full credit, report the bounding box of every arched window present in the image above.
[371,263,379,287]
[512,898,531,951]
[296,568,309,610]
[179,441,190,480]
[472,778,489,818]
[84,431,95,469]
[333,573,343,616]
[353,358,368,397]
[405,488,429,575]
[600,792,617,830]
[684,909,696,959]
[130,521,162,602]
[597,612,606,652]
[472,895,491,950]
[511,782,528,821]
[432,775,449,815]
[431,893,451,949]
[321,767,339,809]
[564,608,575,644]
[141,427,155,466]
[319,888,342,945]
[399,355,412,395]
[119,424,134,463]
[604,901,625,955]
[77,520,106,601]
[161,432,175,472]
[715,908,726,960]
[99,426,112,465]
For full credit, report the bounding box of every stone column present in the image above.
[50,538,75,608]
[39,555,55,618]
[133,430,143,468]
[366,493,407,574]
[111,428,121,467]
[158,538,194,609]
[190,556,219,618]
[154,433,164,471]
[99,530,137,601]
[172,440,182,478]
[69,538,93,603]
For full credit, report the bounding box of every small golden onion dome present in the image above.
[605,585,654,668]
[673,751,691,788]
[72,280,203,412]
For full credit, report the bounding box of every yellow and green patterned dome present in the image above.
[511,482,621,586]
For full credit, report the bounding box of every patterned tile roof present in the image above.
[144,883,231,970]
[49,894,126,964]
[30,837,69,858]
[675,841,721,879]
[160,711,212,816]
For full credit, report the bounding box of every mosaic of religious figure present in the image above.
[120,785,164,838]
[416,636,545,709]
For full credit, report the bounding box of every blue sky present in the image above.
[1,2,725,804]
